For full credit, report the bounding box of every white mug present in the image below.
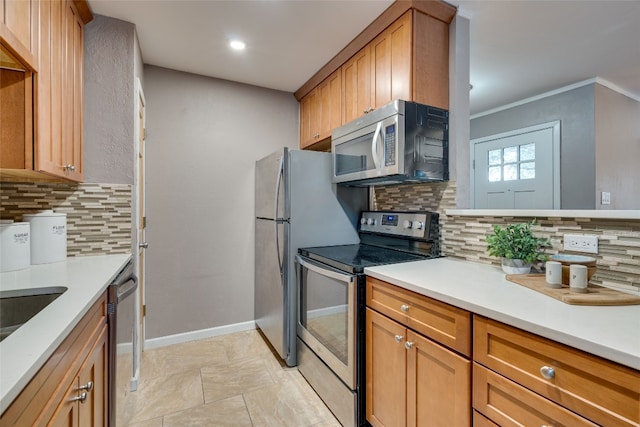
[570,264,588,293]
[545,261,562,288]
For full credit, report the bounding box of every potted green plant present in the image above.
[486,220,551,274]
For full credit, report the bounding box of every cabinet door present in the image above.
[299,88,319,148]
[35,0,84,181]
[318,70,341,140]
[370,11,411,110]
[49,379,80,427]
[406,330,471,427]
[342,45,371,124]
[366,308,407,427]
[2,0,38,66]
[78,325,108,427]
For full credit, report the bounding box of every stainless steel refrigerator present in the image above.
[255,148,365,366]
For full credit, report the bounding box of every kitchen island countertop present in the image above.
[0,254,132,414]
[365,257,640,370]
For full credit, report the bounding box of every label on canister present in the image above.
[0,221,31,272]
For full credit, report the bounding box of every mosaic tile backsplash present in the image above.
[374,181,640,292]
[0,182,132,256]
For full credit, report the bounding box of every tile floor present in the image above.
[117,329,341,426]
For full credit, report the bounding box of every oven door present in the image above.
[296,255,357,389]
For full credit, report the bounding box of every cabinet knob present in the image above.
[405,341,414,350]
[394,334,403,343]
[71,391,88,403]
[79,381,94,392]
[368,107,374,112]
[63,164,76,172]
[400,304,410,312]
[314,133,320,139]
[539,366,555,380]
[363,109,368,114]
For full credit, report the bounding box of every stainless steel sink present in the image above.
[0,287,67,342]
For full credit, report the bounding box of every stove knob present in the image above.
[403,220,412,229]
[367,218,375,226]
[412,221,424,230]
[360,217,367,225]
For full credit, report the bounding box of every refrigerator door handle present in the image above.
[275,155,284,278]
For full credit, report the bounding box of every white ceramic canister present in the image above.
[0,220,31,272]
[23,210,67,264]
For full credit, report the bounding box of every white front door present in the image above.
[471,121,560,209]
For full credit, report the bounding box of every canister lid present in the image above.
[23,209,66,218]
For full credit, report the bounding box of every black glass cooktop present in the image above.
[299,244,431,274]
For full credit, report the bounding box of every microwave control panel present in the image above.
[359,211,437,240]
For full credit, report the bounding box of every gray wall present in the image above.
[84,15,137,184]
[144,65,298,339]
[470,84,596,209]
[595,85,640,209]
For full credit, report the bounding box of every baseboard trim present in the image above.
[143,320,256,350]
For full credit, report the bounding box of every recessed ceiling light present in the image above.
[230,40,246,51]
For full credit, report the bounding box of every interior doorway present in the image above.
[471,121,560,209]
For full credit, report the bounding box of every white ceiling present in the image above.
[89,0,640,115]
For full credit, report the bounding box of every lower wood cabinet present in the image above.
[365,278,471,427]
[0,292,109,427]
[474,316,640,427]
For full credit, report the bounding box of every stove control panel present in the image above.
[359,211,439,240]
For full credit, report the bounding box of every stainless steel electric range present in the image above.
[295,210,440,427]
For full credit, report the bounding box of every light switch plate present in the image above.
[601,191,611,205]
[564,234,598,254]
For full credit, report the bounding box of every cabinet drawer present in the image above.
[367,277,471,356]
[473,410,499,427]
[473,363,598,427]
[474,316,640,427]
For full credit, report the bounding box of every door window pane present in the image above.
[520,161,535,179]
[520,143,535,161]
[504,146,518,163]
[504,164,518,181]
[488,149,502,165]
[488,166,502,182]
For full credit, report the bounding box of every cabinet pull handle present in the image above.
[394,335,403,343]
[400,304,410,312]
[363,109,368,114]
[79,381,94,392]
[539,366,555,380]
[368,107,374,113]
[63,164,76,172]
[405,341,414,350]
[71,391,88,403]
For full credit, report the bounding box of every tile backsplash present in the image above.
[0,182,132,256]
[374,181,640,292]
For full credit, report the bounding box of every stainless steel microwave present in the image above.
[331,100,448,186]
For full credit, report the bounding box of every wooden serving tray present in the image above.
[505,274,640,306]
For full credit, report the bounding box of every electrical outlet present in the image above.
[601,191,611,205]
[564,234,598,254]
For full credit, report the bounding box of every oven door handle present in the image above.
[296,255,354,284]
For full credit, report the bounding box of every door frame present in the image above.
[470,120,561,209]
[132,77,146,389]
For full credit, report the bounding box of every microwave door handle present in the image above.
[371,121,383,171]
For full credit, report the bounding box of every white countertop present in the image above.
[365,257,640,370]
[0,254,132,414]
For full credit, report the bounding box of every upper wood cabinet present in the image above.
[0,0,91,182]
[297,2,455,150]
[0,0,39,68]
[342,46,371,124]
[300,69,342,149]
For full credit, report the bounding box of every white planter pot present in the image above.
[501,258,532,275]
